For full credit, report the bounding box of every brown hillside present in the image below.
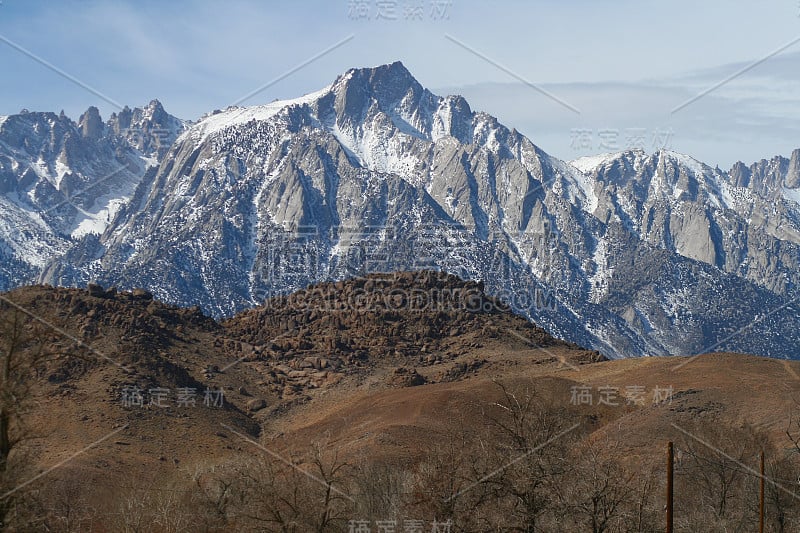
[0,273,798,531]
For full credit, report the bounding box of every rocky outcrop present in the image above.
[224,271,563,370]
[787,149,800,188]
[79,106,104,139]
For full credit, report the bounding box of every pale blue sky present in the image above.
[1,0,798,167]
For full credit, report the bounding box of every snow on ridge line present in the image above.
[550,156,598,213]
[569,152,625,174]
[0,116,7,129]
[667,150,709,176]
[186,85,333,143]
[570,149,710,176]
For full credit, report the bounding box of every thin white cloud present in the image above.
[0,0,796,167]
[440,46,800,168]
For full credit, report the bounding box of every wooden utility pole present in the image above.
[760,450,765,533]
[667,441,674,533]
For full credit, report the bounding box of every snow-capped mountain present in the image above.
[728,148,800,196]
[35,62,800,359]
[572,149,800,297]
[0,101,186,287]
[107,99,188,162]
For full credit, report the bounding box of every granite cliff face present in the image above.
[0,101,186,288]
[573,150,800,297]
[729,148,800,192]
[1,62,797,358]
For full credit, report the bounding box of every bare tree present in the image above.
[763,452,800,533]
[112,483,196,533]
[191,442,354,532]
[406,425,491,531]
[348,459,411,527]
[481,381,579,532]
[620,460,661,533]
[555,438,638,533]
[405,382,584,532]
[676,420,766,530]
[307,444,352,533]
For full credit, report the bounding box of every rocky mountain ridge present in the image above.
[1,62,798,358]
[0,100,186,287]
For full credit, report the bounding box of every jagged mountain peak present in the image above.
[145,98,165,112]
[186,62,465,149]
[724,147,800,195]
[106,100,186,161]
[106,99,178,127]
[653,150,721,186]
[78,106,104,138]
[337,60,413,83]
[138,99,173,125]
[1,62,796,361]
[0,97,186,283]
[574,148,736,214]
[655,149,716,173]
[0,109,70,130]
[333,61,422,103]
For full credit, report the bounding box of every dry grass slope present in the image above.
[0,273,798,531]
